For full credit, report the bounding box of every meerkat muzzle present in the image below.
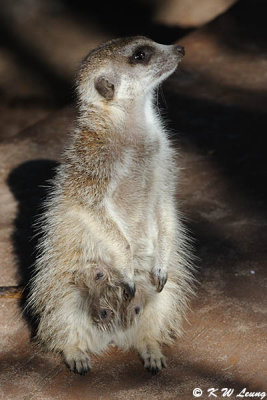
[175,45,185,57]
[123,282,136,302]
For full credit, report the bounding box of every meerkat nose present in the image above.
[123,282,136,302]
[175,45,185,57]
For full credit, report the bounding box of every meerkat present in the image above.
[27,36,194,375]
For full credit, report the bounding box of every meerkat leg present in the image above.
[34,285,98,376]
[102,213,136,293]
[131,305,168,374]
[38,317,93,376]
[152,200,177,292]
[152,261,168,293]
[57,314,95,376]
[137,340,167,375]
[78,209,136,296]
[58,291,102,375]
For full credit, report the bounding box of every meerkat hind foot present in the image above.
[140,348,167,375]
[64,349,91,375]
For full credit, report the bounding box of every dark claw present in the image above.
[153,270,168,292]
[80,368,90,376]
[73,368,90,376]
[69,361,90,376]
[123,282,136,302]
[157,274,168,293]
[146,366,159,375]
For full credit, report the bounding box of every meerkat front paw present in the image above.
[64,348,91,375]
[123,281,136,301]
[152,265,168,292]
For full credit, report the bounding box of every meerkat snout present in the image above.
[123,282,136,301]
[174,45,185,57]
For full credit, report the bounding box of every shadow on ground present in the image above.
[7,160,59,322]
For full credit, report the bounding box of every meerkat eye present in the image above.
[100,309,108,319]
[93,266,107,281]
[130,46,153,65]
[134,306,141,315]
[134,50,146,61]
[96,272,104,280]
[99,309,112,321]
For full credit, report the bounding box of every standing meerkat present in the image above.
[27,36,194,375]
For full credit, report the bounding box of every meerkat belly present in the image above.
[105,160,163,269]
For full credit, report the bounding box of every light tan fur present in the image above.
[27,36,194,375]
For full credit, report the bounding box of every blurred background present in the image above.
[0,1,266,398]
[0,0,266,138]
[1,0,263,135]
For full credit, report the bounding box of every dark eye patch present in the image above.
[93,266,107,281]
[129,45,154,65]
[99,308,113,321]
[96,272,104,280]
[100,309,108,319]
[134,306,141,315]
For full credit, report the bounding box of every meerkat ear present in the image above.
[95,76,115,100]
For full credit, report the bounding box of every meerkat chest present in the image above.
[109,135,166,204]
[104,134,172,244]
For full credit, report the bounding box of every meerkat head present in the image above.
[76,265,154,333]
[77,36,185,107]
[77,266,156,333]
[76,264,137,332]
